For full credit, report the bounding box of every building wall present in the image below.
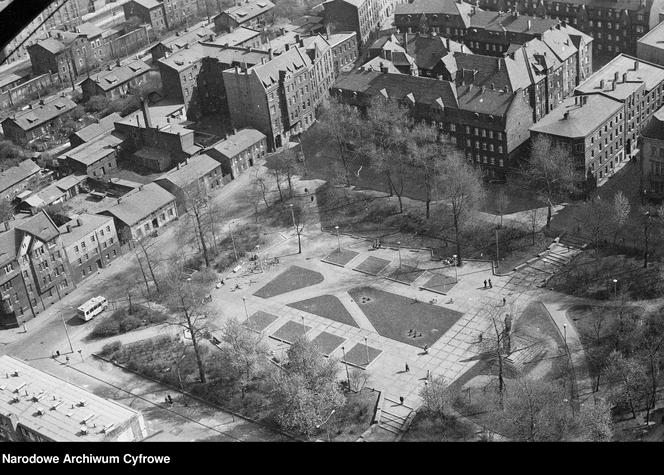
[331,34,358,74]
[126,200,178,241]
[0,73,63,110]
[0,171,42,202]
[207,136,267,178]
[324,1,364,44]
[62,220,121,285]
[214,10,270,33]
[641,133,664,197]
[2,109,74,145]
[66,150,118,179]
[0,265,34,328]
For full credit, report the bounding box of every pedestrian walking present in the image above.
[56,350,60,357]
[65,356,69,364]
[427,369,431,380]
[478,332,483,343]
[167,395,173,404]
[400,396,404,405]
[423,344,429,354]
[484,280,487,288]
[503,297,506,306]
[405,363,410,372]
[488,279,493,288]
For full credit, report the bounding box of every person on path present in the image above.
[167,394,174,404]
[400,396,404,405]
[427,369,431,380]
[484,280,487,288]
[405,363,410,372]
[488,279,493,288]
[503,297,506,306]
[478,333,483,343]
[423,345,429,354]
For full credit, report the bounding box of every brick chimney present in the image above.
[141,97,152,128]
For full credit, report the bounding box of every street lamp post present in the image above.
[452,254,458,283]
[176,354,186,390]
[290,204,301,254]
[242,297,249,321]
[316,409,336,442]
[613,279,618,299]
[59,304,74,354]
[335,225,341,252]
[229,222,238,262]
[300,313,305,331]
[341,346,351,390]
[397,241,402,268]
[364,337,370,366]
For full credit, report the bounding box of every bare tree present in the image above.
[183,189,214,268]
[611,191,631,246]
[135,236,161,294]
[252,170,271,210]
[439,153,486,267]
[526,135,581,228]
[318,98,362,187]
[577,196,612,257]
[527,207,540,245]
[603,350,650,420]
[162,257,215,384]
[409,122,445,219]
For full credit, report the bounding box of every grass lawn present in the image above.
[387,265,425,284]
[253,265,324,298]
[311,331,345,356]
[353,256,391,275]
[421,272,457,294]
[342,343,382,367]
[244,311,280,332]
[287,294,358,328]
[348,286,463,347]
[323,249,359,266]
[324,389,380,442]
[270,320,311,343]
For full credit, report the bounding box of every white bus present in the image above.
[77,296,108,321]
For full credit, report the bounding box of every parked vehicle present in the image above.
[76,296,108,321]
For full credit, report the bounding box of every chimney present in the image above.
[139,184,144,191]
[141,97,153,128]
[380,61,388,73]
[269,48,273,60]
[285,43,290,51]
[66,224,71,233]
[76,218,82,227]
[599,79,605,89]
[480,85,485,94]
[527,19,532,30]
[295,34,300,44]
[563,111,569,120]
[185,43,190,49]
[611,81,616,91]
[634,60,639,70]
[446,38,450,50]
[623,72,628,83]
[117,198,121,204]
[177,162,181,170]
[325,24,330,40]
[235,64,239,73]
[614,71,620,84]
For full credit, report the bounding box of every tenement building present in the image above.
[333,69,534,179]
[477,0,664,57]
[323,0,403,45]
[639,105,664,198]
[530,94,624,187]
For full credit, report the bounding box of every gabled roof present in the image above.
[159,25,215,51]
[456,84,516,116]
[209,128,266,159]
[360,56,403,74]
[76,22,103,38]
[58,214,113,247]
[16,210,60,242]
[133,0,162,9]
[71,113,122,143]
[334,70,459,109]
[453,51,531,91]
[34,38,66,55]
[540,27,578,62]
[85,59,150,92]
[3,96,77,131]
[469,11,559,35]
[251,46,312,89]
[530,95,623,138]
[220,0,275,23]
[0,160,41,194]
[54,174,87,192]
[395,0,474,27]
[641,105,664,140]
[22,184,65,209]
[155,154,221,189]
[63,134,122,166]
[100,183,175,227]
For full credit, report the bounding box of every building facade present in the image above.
[81,59,152,101]
[213,0,275,33]
[205,128,267,178]
[1,96,78,145]
[0,160,43,203]
[324,0,401,46]
[58,214,122,284]
[639,106,664,198]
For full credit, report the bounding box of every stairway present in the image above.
[377,396,415,437]
[558,234,588,250]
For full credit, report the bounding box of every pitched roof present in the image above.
[71,113,122,143]
[638,19,664,49]
[85,59,150,91]
[133,0,161,9]
[395,0,474,26]
[404,34,467,70]
[221,0,275,23]
[3,96,77,131]
[100,182,175,226]
[334,70,459,108]
[76,22,103,38]
[453,51,531,91]
[540,26,578,62]
[456,84,516,116]
[22,184,66,208]
[211,27,261,47]
[0,160,41,194]
[0,227,18,263]
[54,174,87,192]
[58,214,113,247]
[155,154,221,189]
[209,128,266,158]
[16,210,60,242]
[575,54,664,101]
[469,11,559,35]
[360,56,403,74]
[35,38,67,55]
[0,355,144,442]
[159,25,215,51]
[63,134,122,166]
[251,46,312,89]
[530,94,624,138]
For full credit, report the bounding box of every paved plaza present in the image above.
[206,230,540,408]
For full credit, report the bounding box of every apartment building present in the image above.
[639,105,664,198]
[213,0,275,33]
[81,59,152,101]
[0,160,43,203]
[1,96,78,145]
[323,0,402,46]
[205,128,267,178]
[58,214,122,284]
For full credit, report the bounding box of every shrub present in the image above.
[100,341,122,357]
[89,305,168,339]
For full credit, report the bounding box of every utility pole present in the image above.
[495,228,499,266]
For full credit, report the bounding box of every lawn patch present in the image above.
[271,320,311,344]
[311,332,345,356]
[421,272,457,294]
[287,294,358,328]
[323,249,359,267]
[342,343,382,368]
[253,265,324,298]
[353,256,391,275]
[348,286,462,347]
[388,265,425,284]
[244,311,279,332]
